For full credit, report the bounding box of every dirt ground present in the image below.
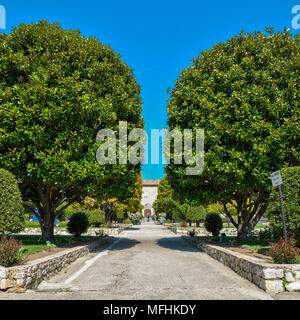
[202,240,272,262]
[21,239,98,264]
[226,246,272,262]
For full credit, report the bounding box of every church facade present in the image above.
[141,180,160,217]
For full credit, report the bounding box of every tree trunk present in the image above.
[196,221,200,227]
[223,190,270,240]
[236,223,254,240]
[105,210,113,225]
[38,207,56,241]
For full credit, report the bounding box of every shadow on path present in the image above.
[156,237,204,252]
[90,238,140,253]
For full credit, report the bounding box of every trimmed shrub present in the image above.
[266,167,300,240]
[0,169,25,234]
[0,236,23,267]
[204,213,223,237]
[86,209,105,227]
[122,217,131,225]
[25,221,40,228]
[186,205,207,225]
[67,212,88,237]
[57,221,68,228]
[269,237,300,264]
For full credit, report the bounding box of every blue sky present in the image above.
[1,0,299,179]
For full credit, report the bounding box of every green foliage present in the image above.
[0,235,23,267]
[86,209,105,227]
[266,167,300,240]
[153,197,181,221]
[257,227,276,241]
[46,241,57,249]
[67,212,89,237]
[0,21,143,240]
[157,176,173,199]
[173,203,188,222]
[25,221,40,228]
[153,176,185,220]
[166,28,300,239]
[57,221,68,228]
[0,169,25,234]
[204,213,223,237]
[123,217,132,224]
[186,205,207,223]
[125,173,144,213]
[269,237,300,264]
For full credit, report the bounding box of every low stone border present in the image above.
[182,236,300,293]
[16,225,133,236]
[0,236,114,292]
[168,226,261,237]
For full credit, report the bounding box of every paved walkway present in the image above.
[0,222,289,300]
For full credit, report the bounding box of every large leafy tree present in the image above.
[153,176,176,219]
[125,172,143,214]
[0,21,143,240]
[166,28,299,239]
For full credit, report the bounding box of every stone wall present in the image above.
[182,236,300,293]
[16,225,132,236]
[168,226,261,237]
[0,236,114,292]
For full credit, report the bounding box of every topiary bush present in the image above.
[186,205,207,226]
[0,235,23,267]
[266,167,300,241]
[122,217,132,225]
[67,212,89,237]
[86,209,105,227]
[269,237,300,264]
[0,169,25,234]
[204,213,223,237]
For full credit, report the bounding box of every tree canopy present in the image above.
[0,21,143,240]
[166,28,300,239]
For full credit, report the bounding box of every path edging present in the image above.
[0,236,114,292]
[182,235,300,293]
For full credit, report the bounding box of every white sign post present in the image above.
[270,170,287,240]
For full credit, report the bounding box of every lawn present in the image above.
[5,234,99,255]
